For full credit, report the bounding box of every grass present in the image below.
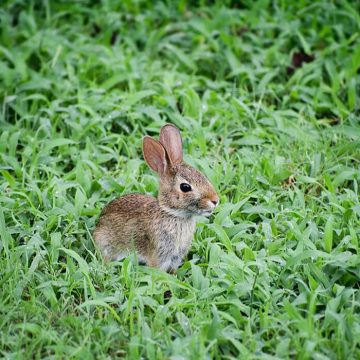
[1,0,360,358]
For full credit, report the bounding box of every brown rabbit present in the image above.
[93,124,219,272]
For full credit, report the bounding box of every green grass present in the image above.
[1,0,360,358]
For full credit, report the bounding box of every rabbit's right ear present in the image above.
[159,124,183,166]
[143,136,168,175]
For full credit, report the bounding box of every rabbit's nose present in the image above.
[209,195,219,207]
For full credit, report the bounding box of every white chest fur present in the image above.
[155,216,196,271]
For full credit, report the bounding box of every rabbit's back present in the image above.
[94,194,157,261]
[100,193,156,218]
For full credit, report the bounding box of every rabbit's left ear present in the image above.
[159,124,183,166]
[143,136,168,175]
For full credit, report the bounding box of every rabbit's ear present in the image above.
[143,136,168,174]
[159,124,183,165]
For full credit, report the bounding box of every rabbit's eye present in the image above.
[180,183,192,192]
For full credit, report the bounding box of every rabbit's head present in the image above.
[143,124,219,217]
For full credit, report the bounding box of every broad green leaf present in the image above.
[324,216,334,253]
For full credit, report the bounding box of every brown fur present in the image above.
[93,124,219,272]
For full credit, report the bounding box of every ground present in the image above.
[0,1,360,359]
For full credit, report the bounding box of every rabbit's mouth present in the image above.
[160,205,195,218]
[160,205,213,218]
[197,209,214,217]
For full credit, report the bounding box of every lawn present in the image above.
[1,0,360,358]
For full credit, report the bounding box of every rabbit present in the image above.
[93,124,219,273]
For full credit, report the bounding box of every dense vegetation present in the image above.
[1,0,359,358]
